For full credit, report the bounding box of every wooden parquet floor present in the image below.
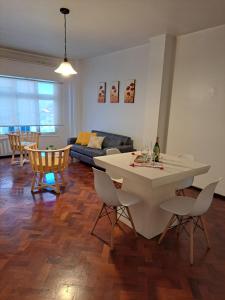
[0,158,224,300]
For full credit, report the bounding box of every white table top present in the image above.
[94,152,210,188]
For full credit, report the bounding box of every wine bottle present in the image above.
[153,137,160,162]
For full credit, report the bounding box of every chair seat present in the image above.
[159,179,221,264]
[21,141,36,148]
[117,189,142,207]
[160,196,196,216]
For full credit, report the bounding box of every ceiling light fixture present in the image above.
[55,7,77,76]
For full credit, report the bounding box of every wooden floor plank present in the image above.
[0,158,224,300]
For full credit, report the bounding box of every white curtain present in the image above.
[0,76,61,127]
[61,77,81,138]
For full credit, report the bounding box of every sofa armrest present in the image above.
[67,137,77,145]
[116,145,134,153]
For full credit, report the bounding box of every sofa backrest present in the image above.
[92,130,132,148]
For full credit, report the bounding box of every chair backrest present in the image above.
[8,132,40,152]
[105,148,123,181]
[92,168,121,206]
[8,133,21,151]
[178,153,194,161]
[20,131,40,147]
[26,145,71,173]
[189,178,222,216]
[106,148,121,155]
[176,154,195,189]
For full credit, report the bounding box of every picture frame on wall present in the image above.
[124,79,136,103]
[110,81,120,103]
[97,82,106,103]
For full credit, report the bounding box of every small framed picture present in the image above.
[124,79,136,103]
[110,81,119,103]
[97,82,106,103]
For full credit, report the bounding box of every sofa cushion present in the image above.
[87,135,105,149]
[81,132,96,145]
[92,130,130,147]
[71,144,105,158]
[83,147,105,157]
[71,144,84,154]
[70,150,95,165]
[75,132,96,145]
[102,136,122,148]
[76,132,85,144]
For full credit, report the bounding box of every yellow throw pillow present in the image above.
[81,132,96,146]
[87,136,105,149]
[76,132,85,144]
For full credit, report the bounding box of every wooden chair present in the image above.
[20,131,40,145]
[8,132,40,166]
[25,145,71,194]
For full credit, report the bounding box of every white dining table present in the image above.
[94,152,210,239]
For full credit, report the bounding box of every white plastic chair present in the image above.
[176,154,194,195]
[158,178,222,264]
[106,148,120,156]
[91,168,142,249]
[106,148,123,184]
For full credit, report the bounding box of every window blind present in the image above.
[0,76,61,134]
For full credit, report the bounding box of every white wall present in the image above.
[80,35,175,150]
[0,57,78,149]
[167,25,225,195]
[80,43,148,149]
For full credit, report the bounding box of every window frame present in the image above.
[0,75,62,136]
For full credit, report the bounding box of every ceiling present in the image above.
[1,0,225,59]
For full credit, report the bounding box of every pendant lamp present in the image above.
[55,8,77,76]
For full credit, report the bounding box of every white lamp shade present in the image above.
[55,61,77,76]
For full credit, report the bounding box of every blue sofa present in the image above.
[67,130,134,166]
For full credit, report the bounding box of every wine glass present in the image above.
[141,144,149,162]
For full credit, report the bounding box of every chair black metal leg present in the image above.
[91,203,105,234]
[158,214,176,244]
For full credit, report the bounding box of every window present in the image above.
[0,76,61,134]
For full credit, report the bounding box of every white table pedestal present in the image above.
[106,165,177,239]
[121,178,177,239]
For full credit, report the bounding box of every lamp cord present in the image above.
[64,14,67,60]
